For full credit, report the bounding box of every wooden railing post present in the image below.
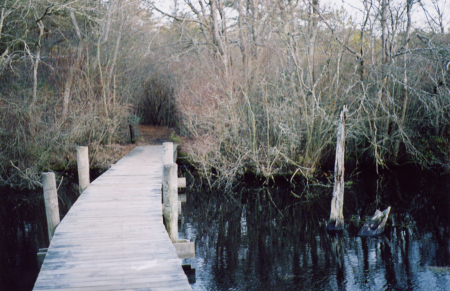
[162,142,174,165]
[163,163,178,242]
[77,146,90,194]
[129,124,135,144]
[173,144,179,164]
[42,172,60,242]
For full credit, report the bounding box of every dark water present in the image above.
[179,168,450,290]
[1,167,450,290]
[0,176,81,291]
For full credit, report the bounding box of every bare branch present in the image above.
[151,3,207,27]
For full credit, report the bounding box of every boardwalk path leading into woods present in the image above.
[33,145,192,291]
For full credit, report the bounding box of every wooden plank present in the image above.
[179,194,187,202]
[173,240,195,259]
[33,145,191,291]
[39,258,183,273]
[34,272,189,288]
[178,177,186,188]
[39,261,184,273]
[34,280,192,291]
[42,242,177,254]
[34,277,191,290]
[43,245,178,258]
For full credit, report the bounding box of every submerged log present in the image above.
[327,105,347,231]
[358,206,391,237]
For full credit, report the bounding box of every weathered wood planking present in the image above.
[33,145,192,291]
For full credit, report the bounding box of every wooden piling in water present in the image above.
[42,172,60,242]
[37,248,48,269]
[163,163,178,242]
[173,144,179,163]
[178,194,187,202]
[76,146,90,194]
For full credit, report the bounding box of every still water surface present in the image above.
[0,181,79,290]
[179,168,450,290]
[1,167,450,290]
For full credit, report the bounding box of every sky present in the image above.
[152,0,449,33]
[333,0,449,32]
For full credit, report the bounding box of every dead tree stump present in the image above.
[327,105,347,231]
[358,206,391,236]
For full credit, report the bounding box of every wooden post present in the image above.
[162,142,174,165]
[42,172,60,242]
[327,105,348,231]
[182,265,196,284]
[129,124,135,144]
[178,194,187,202]
[173,144,179,163]
[178,177,186,188]
[76,146,90,194]
[37,248,48,269]
[163,163,178,242]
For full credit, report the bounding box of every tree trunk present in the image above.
[381,0,389,134]
[377,0,390,166]
[106,0,124,104]
[394,0,413,160]
[307,0,319,87]
[97,1,113,116]
[31,20,45,109]
[62,10,83,120]
[358,1,373,82]
[327,105,347,231]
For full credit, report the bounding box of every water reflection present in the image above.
[0,178,80,291]
[180,169,450,290]
[1,168,450,290]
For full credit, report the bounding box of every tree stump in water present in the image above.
[327,105,347,231]
[358,206,391,237]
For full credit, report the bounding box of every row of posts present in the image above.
[43,144,180,243]
[40,143,194,267]
[42,143,187,245]
[162,142,195,262]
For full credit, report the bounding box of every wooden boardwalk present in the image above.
[33,145,192,291]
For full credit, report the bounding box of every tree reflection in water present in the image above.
[1,168,449,290]
[180,169,450,290]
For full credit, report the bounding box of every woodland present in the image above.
[0,0,449,191]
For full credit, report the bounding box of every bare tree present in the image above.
[61,9,83,120]
[393,0,413,160]
[307,0,319,87]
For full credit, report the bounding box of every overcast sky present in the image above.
[152,0,449,32]
[332,0,448,32]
